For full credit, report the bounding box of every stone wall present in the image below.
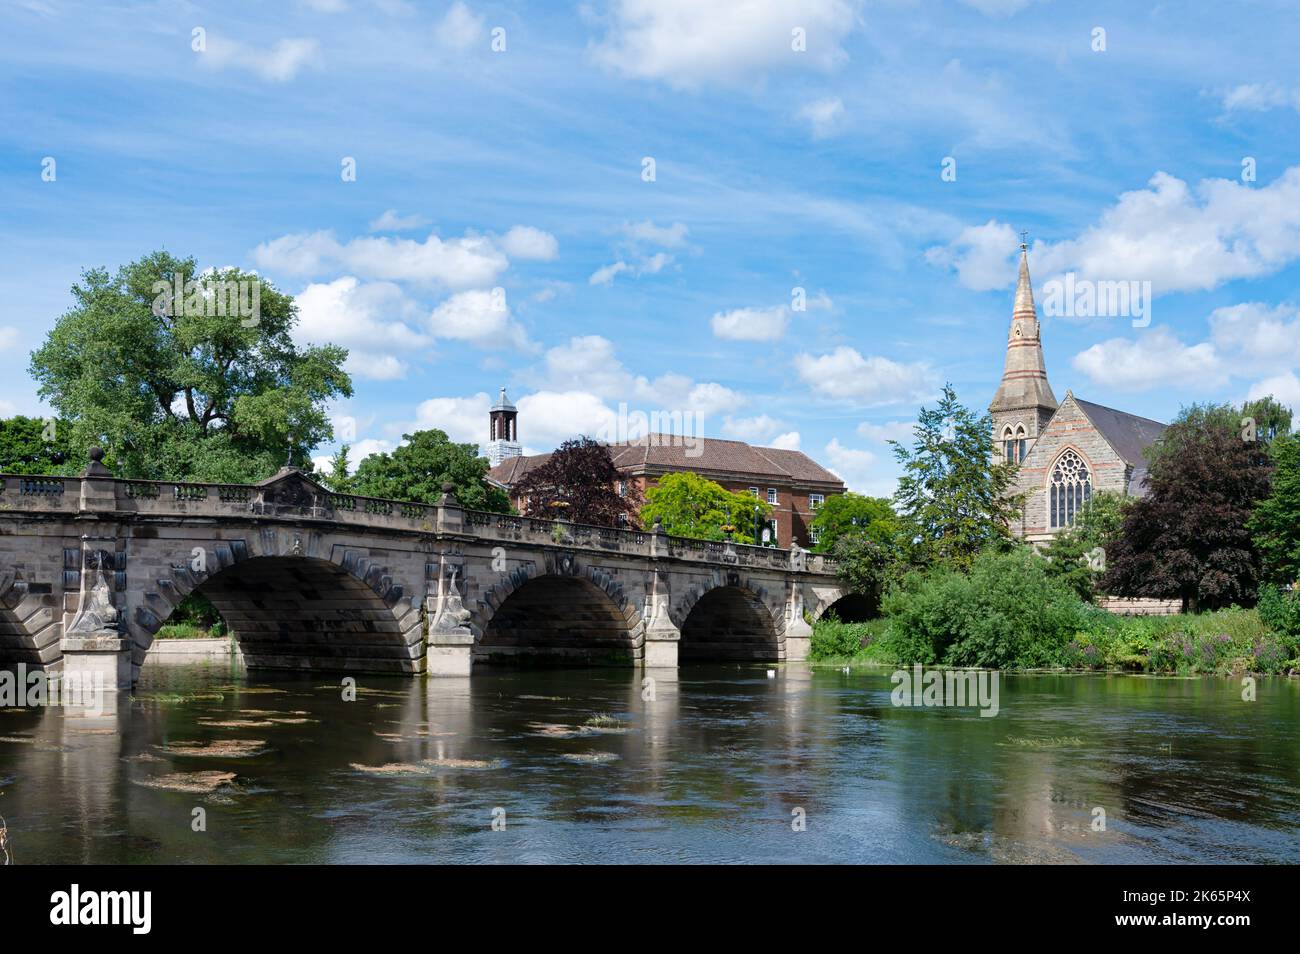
[1014,394,1129,544]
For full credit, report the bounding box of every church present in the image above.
[990,241,1167,546]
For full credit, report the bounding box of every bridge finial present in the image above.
[83,445,112,478]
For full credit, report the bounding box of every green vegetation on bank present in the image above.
[811,552,1300,675]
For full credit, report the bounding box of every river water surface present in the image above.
[2,661,1297,863]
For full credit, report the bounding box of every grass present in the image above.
[155,623,229,640]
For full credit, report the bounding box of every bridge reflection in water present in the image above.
[3,663,1296,863]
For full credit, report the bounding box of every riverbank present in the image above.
[810,607,1300,676]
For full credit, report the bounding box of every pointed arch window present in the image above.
[1049,449,1091,529]
[1002,424,1028,464]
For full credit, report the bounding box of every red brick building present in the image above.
[488,433,846,549]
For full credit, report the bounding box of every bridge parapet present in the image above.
[0,470,839,576]
[0,474,76,512]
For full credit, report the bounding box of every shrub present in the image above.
[809,612,874,660]
[880,549,1088,668]
[1258,584,1300,642]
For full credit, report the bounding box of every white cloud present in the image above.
[622,220,689,247]
[588,255,674,284]
[798,96,845,137]
[498,226,559,261]
[711,305,789,341]
[857,419,915,443]
[933,168,1300,296]
[722,414,787,442]
[1247,372,1300,416]
[413,394,493,445]
[534,335,744,419]
[252,229,509,288]
[1070,326,1224,391]
[794,347,937,406]
[199,35,322,82]
[1220,83,1300,113]
[1208,301,1300,372]
[924,220,1018,292]
[516,391,622,450]
[770,431,801,450]
[589,0,859,90]
[589,261,630,286]
[368,209,431,232]
[427,289,532,350]
[436,1,484,52]
[295,277,430,380]
[823,438,877,493]
[0,326,20,351]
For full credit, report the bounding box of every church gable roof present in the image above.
[1072,398,1167,467]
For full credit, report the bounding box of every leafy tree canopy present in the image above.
[29,251,351,482]
[1241,395,1293,444]
[1102,408,1273,611]
[1250,432,1300,587]
[0,415,76,475]
[350,429,511,512]
[809,491,899,552]
[513,436,640,527]
[640,471,772,544]
[890,384,1023,571]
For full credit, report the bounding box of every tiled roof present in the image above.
[487,435,844,489]
[1074,398,1167,467]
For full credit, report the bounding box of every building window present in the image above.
[767,488,778,505]
[1002,424,1027,464]
[809,493,824,511]
[1049,449,1092,529]
[749,486,759,498]
[810,525,821,545]
[617,480,626,498]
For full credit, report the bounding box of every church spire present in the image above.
[990,237,1057,433]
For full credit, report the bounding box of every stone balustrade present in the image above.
[0,472,838,574]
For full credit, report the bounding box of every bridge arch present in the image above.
[808,586,878,623]
[0,570,60,669]
[673,575,784,662]
[472,557,644,666]
[131,535,422,675]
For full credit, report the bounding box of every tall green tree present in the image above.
[513,436,640,527]
[323,444,354,494]
[809,492,899,552]
[890,385,1023,571]
[1250,432,1300,586]
[1241,395,1293,444]
[0,415,76,475]
[1103,407,1273,611]
[640,471,771,544]
[29,251,351,482]
[351,429,510,512]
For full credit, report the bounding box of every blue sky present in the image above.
[3,0,1300,495]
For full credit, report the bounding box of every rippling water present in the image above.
[1,661,1297,863]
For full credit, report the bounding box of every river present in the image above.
[1,662,1297,863]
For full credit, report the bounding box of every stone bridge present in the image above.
[0,452,856,688]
